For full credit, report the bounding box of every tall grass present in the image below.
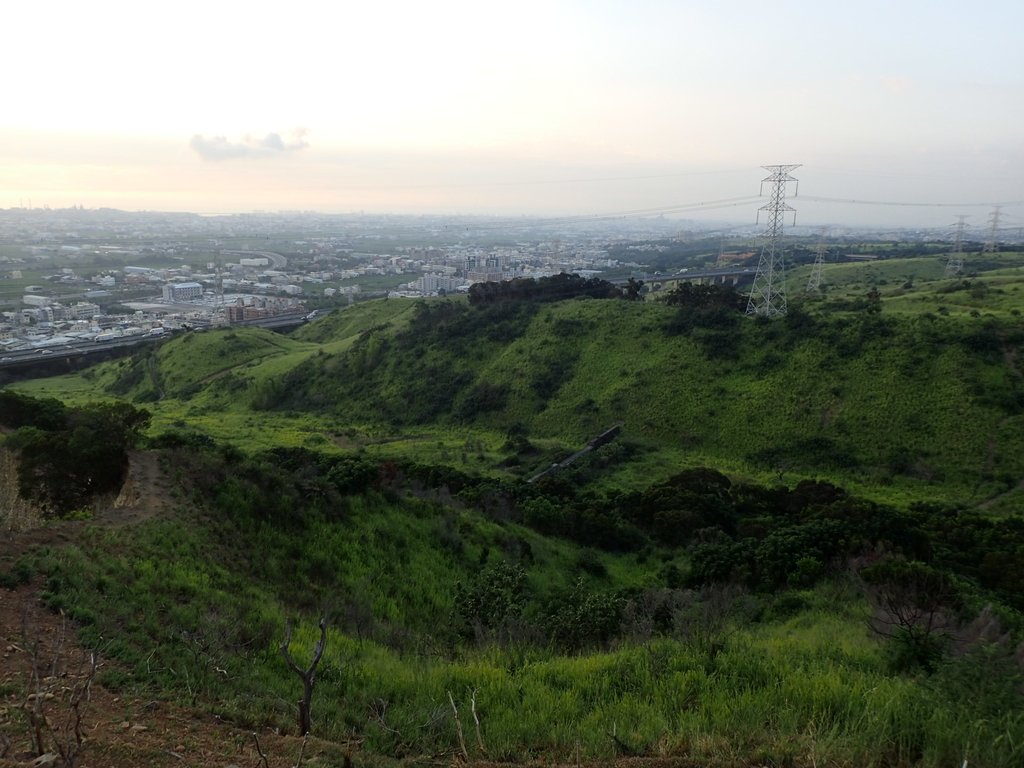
[22,500,1024,767]
[10,286,1023,507]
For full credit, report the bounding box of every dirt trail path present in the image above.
[0,585,350,768]
[104,449,173,525]
[978,475,1024,511]
[0,456,361,768]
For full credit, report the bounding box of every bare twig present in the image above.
[294,733,309,768]
[607,721,637,757]
[21,605,48,757]
[66,651,98,749]
[252,732,270,768]
[447,691,469,762]
[418,705,448,731]
[469,687,486,756]
[369,698,402,736]
[19,604,100,768]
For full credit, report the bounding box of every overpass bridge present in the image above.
[0,312,309,382]
[0,335,169,382]
[641,267,757,288]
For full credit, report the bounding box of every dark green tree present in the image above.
[10,401,150,516]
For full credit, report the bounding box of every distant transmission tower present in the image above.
[806,229,828,292]
[746,164,800,317]
[983,206,1002,253]
[944,215,967,276]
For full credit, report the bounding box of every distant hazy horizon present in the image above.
[3,1,1022,229]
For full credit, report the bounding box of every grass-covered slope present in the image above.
[4,257,1023,767]
[81,326,318,403]
[6,443,1023,767]
[253,297,1023,504]
[11,263,1024,505]
[290,296,419,346]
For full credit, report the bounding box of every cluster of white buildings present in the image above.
[1,259,310,352]
[413,273,465,295]
[0,302,167,354]
[388,245,619,296]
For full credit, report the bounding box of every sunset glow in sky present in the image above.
[3,0,1022,226]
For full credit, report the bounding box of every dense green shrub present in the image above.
[5,399,150,516]
[452,560,529,639]
[468,273,620,306]
[0,389,67,430]
[546,578,625,651]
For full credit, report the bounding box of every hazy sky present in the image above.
[3,0,1022,228]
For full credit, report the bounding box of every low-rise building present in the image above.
[67,302,100,320]
[162,282,203,301]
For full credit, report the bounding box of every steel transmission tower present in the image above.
[746,164,800,317]
[806,229,828,292]
[983,206,1002,253]
[944,215,967,276]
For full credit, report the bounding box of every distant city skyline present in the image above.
[2,1,1022,228]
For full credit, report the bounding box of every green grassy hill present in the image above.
[4,440,1023,767]
[4,254,1024,766]
[13,274,1024,508]
[262,296,1023,505]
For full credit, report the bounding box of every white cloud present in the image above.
[189,131,309,162]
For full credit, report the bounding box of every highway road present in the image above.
[0,313,308,372]
[0,334,171,370]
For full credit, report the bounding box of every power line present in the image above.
[458,196,764,230]
[5,169,1022,239]
[801,195,1024,209]
[327,168,754,192]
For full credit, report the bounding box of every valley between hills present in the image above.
[2,253,1024,767]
